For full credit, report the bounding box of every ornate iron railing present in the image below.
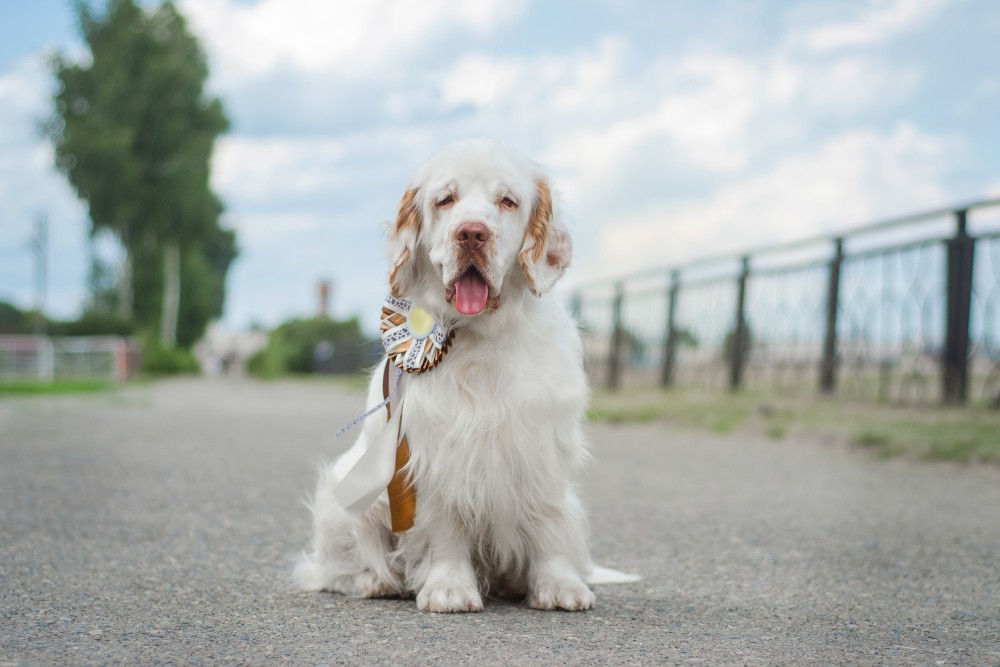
[571,198,1000,405]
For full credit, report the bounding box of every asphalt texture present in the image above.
[1,377,999,666]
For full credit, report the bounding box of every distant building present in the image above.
[193,321,267,376]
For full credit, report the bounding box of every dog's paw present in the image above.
[416,581,484,613]
[351,570,401,599]
[528,578,596,611]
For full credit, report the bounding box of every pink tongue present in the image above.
[454,270,489,315]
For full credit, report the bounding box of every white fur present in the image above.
[295,140,614,612]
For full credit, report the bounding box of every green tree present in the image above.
[0,302,31,335]
[48,0,232,347]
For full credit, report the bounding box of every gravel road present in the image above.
[1,378,998,665]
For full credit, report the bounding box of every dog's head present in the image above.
[387,139,572,316]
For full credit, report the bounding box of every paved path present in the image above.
[1,378,998,665]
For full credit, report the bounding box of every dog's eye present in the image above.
[436,194,455,208]
[499,196,518,211]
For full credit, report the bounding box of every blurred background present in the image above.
[0,0,998,402]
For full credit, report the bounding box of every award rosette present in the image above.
[332,295,454,530]
[381,295,454,373]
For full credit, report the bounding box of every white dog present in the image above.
[295,139,622,613]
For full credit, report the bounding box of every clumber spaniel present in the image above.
[295,139,628,613]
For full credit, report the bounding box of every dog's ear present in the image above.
[388,187,421,297]
[519,177,572,297]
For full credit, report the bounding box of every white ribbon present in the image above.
[329,295,450,518]
[331,368,405,517]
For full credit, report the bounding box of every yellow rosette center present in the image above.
[408,306,434,336]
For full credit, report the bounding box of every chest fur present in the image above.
[398,342,586,517]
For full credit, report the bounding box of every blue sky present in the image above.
[1,0,998,332]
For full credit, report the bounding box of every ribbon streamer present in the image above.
[330,296,453,523]
[331,370,404,516]
[334,367,402,439]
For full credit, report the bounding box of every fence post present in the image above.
[943,209,975,404]
[729,256,750,391]
[820,238,844,394]
[660,271,680,387]
[607,282,625,390]
[37,336,55,383]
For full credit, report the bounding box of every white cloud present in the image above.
[180,0,526,87]
[231,212,322,242]
[439,54,524,110]
[0,56,89,317]
[433,45,763,204]
[544,52,761,185]
[532,47,919,220]
[197,1,966,327]
[791,0,954,52]
[439,36,627,116]
[976,76,1000,98]
[793,56,920,115]
[585,123,961,281]
[0,64,46,119]
[213,135,348,202]
[430,33,924,211]
[211,126,437,214]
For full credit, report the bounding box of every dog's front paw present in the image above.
[528,578,596,611]
[353,570,402,599]
[416,581,484,613]
[322,569,402,598]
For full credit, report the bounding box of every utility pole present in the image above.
[29,214,48,333]
[318,279,333,319]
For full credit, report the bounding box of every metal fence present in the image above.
[571,198,1000,405]
[0,335,141,383]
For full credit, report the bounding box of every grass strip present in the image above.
[588,387,1000,464]
[0,379,116,396]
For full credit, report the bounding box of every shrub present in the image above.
[141,341,199,375]
[248,316,372,377]
[247,329,287,379]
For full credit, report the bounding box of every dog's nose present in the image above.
[455,222,490,249]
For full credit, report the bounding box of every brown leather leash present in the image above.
[382,361,416,533]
